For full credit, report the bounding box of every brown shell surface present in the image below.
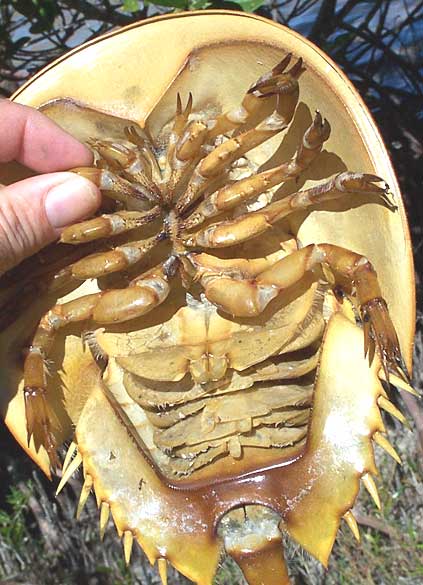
[0,11,415,585]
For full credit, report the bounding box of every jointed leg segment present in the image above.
[183,172,387,248]
[183,111,331,230]
[191,243,406,383]
[60,208,161,244]
[23,265,169,466]
[208,54,305,139]
[63,233,164,280]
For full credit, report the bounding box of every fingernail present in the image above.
[45,175,100,229]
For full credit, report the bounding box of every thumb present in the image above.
[0,172,101,274]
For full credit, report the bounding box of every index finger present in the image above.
[0,99,93,172]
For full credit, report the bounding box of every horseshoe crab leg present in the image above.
[184,111,331,229]
[124,125,162,183]
[89,138,165,204]
[163,94,209,199]
[176,78,301,214]
[168,56,305,210]
[60,208,161,244]
[72,167,159,208]
[23,265,169,468]
[163,92,193,181]
[64,233,165,280]
[176,110,290,214]
[208,54,305,139]
[182,172,388,248]
[89,139,157,185]
[192,244,407,383]
[164,118,209,203]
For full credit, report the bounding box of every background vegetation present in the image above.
[0,1,422,584]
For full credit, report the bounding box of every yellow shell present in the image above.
[0,11,415,585]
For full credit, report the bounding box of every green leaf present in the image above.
[188,0,212,9]
[145,0,187,7]
[230,0,265,12]
[122,0,140,11]
[325,32,356,52]
[13,0,59,32]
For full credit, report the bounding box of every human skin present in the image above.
[0,99,101,275]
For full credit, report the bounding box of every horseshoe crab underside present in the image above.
[0,12,415,585]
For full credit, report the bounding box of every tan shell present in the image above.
[0,11,415,585]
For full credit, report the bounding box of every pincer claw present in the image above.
[360,297,409,385]
[248,56,305,97]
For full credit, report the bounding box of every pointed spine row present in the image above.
[56,448,82,495]
[343,510,360,542]
[362,472,381,510]
[77,473,93,519]
[373,368,412,466]
[378,369,417,396]
[342,365,413,547]
[55,364,414,572]
[123,530,134,565]
[373,431,402,464]
[157,558,168,585]
[58,441,171,581]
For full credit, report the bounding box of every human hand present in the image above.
[0,99,101,275]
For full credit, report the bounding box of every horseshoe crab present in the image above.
[0,11,415,585]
